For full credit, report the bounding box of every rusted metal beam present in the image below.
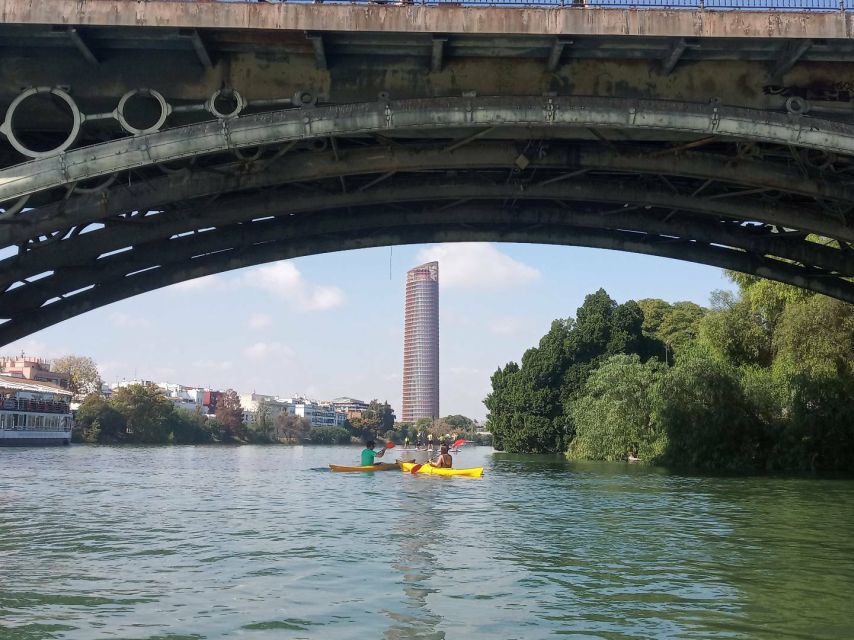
[432,36,447,72]
[8,141,854,252]
[660,38,686,76]
[65,27,99,65]
[180,28,213,70]
[3,211,853,346]
[306,32,327,70]
[769,39,812,84]
[546,38,572,72]
[7,96,854,206]
[5,176,852,295]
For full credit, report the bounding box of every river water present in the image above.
[1,445,853,639]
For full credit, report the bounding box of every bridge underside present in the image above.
[1,5,853,344]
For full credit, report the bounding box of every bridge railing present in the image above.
[207,0,852,11]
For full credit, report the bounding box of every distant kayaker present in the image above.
[361,440,386,466]
[404,436,410,448]
[433,445,452,468]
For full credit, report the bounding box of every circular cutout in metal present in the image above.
[293,90,317,108]
[1,87,82,159]
[785,96,809,115]
[207,89,245,119]
[115,89,171,135]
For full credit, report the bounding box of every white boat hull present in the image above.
[0,429,71,446]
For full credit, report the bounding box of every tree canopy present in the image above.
[52,355,102,399]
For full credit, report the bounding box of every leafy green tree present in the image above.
[168,409,215,444]
[727,272,813,329]
[74,393,126,443]
[277,414,312,443]
[215,389,245,442]
[638,298,671,337]
[444,415,474,430]
[768,373,854,473]
[109,383,173,444]
[309,426,351,445]
[249,400,275,443]
[698,291,771,367]
[772,295,854,378]
[653,347,765,471]
[52,355,103,400]
[486,289,662,453]
[569,354,667,462]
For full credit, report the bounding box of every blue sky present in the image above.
[3,243,733,420]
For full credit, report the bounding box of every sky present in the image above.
[3,243,734,420]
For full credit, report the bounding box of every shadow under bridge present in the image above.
[1,95,853,344]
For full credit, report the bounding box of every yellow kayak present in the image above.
[329,463,401,472]
[400,462,484,478]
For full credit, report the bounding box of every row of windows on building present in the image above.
[0,412,70,430]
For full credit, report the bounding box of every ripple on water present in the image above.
[1,447,853,639]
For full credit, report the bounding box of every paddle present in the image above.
[410,462,425,474]
[452,438,465,449]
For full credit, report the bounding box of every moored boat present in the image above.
[0,376,73,447]
[328,462,401,472]
[399,462,484,478]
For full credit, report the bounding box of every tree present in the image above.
[168,408,215,444]
[277,414,312,443]
[772,295,854,378]
[109,383,173,444]
[249,400,275,443]
[569,354,667,462]
[652,347,765,471]
[444,415,474,430]
[698,292,771,367]
[52,355,102,400]
[309,426,351,444]
[215,389,245,442]
[74,393,126,443]
[486,289,662,453]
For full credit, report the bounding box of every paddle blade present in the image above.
[452,438,465,449]
[385,441,396,449]
[410,463,423,474]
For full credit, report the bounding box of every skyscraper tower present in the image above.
[402,261,439,423]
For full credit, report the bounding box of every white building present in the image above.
[329,397,369,414]
[110,380,215,415]
[239,393,295,426]
[286,397,346,428]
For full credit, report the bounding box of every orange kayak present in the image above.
[328,463,401,472]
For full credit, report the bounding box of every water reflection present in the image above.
[383,479,447,640]
[1,446,852,639]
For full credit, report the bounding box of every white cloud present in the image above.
[0,338,67,360]
[191,359,233,372]
[170,274,222,291]
[242,341,294,361]
[489,316,525,336]
[247,313,273,330]
[244,262,345,311]
[108,312,150,328]
[416,243,540,289]
[448,366,481,376]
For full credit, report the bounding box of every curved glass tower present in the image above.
[401,261,439,423]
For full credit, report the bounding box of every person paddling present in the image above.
[361,440,386,466]
[432,444,453,468]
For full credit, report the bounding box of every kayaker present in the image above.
[361,440,386,466]
[433,444,453,468]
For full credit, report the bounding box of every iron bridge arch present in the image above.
[1,94,853,345]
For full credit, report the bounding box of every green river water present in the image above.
[1,445,853,639]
